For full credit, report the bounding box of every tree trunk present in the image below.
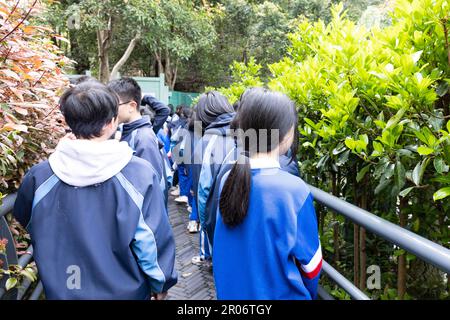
[353,165,360,287]
[97,16,113,83]
[171,62,178,89]
[397,198,408,299]
[155,49,178,90]
[354,224,360,287]
[110,33,141,81]
[359,177,368,290]
[315,175,325,236]
[97,29,111,83]
[331,171,340,265]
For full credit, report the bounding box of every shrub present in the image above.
[0,0,71,200]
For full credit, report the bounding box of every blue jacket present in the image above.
[121,116,164,181]
[121,116,171,205]
[157,129,171,154]
[213,161,321,300]
[280,153,300,177]
[141,95,170,134]
[13,149,177,299]
[194,113,237,246]
[202,143,298,247]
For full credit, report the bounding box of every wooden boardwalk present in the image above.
[166,196,216,300]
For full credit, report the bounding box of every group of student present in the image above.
[13,77,322,300]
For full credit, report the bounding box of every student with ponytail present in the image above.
[213,88,322,300]
[191,91,236,263]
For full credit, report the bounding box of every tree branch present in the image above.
[110,32,141,80]
[442,18,450,67]
[0,0,38,43]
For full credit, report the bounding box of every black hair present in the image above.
[219,87,298,227]
[180,105,192,119]
[194,91,234,129]
[107,77,141,109]
[72,75,99,85]
[59,82,119,139]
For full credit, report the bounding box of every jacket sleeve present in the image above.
[130,171,177,293]
[141,95,170,134]
[134,134,164,183]
[292,193,322,299]
[13,168,36,228]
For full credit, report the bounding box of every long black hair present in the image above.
[219,87,298,227]
[194,91,234,130]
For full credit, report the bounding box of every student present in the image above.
[213,87,321,300]
[167,105,183,135]
[141,94,171,134]
[157,123,171,154]
[173,115,200,233]
[13,82,177,299]
[170,106,193,205]
[108,78,170,202]
[192,91,236,260]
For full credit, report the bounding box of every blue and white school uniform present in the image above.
[14,139,177,299]
[213,157,322,300]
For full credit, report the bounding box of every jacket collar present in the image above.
[249,157,281,169]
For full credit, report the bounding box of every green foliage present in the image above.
[218,0,450,299]
[0,0,70,195]
[207,57,263,104]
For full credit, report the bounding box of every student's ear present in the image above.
[103,117,119,137]
[130,101,138,112]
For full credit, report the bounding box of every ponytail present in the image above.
[219,156,251,227]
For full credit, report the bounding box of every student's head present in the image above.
[234,87,297,157]
[175,105,183,116]
[219,87,298,227]
[107,77,141,124]
[73,75,100,86]
[194,91,234,129]
[59,82,119,140]
[179,105,192,119]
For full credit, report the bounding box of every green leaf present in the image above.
[375,178,390,195]
[345,137,355,150]
[436,81,449,97]
[394,248,406,257]
[373,141,383,153]
[356,165,371,183]
[411,50,423,64]
[399,187,414,197]
[395,161,406,190]
[304,118,318,130]
[336,150,350,166]
[332,143,346,155]
[5,277,17,291]
[20,269,36,282]
[433,187,450,201]
[417,145,434,155]
[412,159,429,186]
[434,157,449,174]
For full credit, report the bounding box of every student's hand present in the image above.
[151,292,168,300]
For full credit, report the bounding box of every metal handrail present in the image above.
[3,185,450,300]
[309,185,450,274]
[321,261,370,300]
[0,194,38,300]
[0,193,17,218]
